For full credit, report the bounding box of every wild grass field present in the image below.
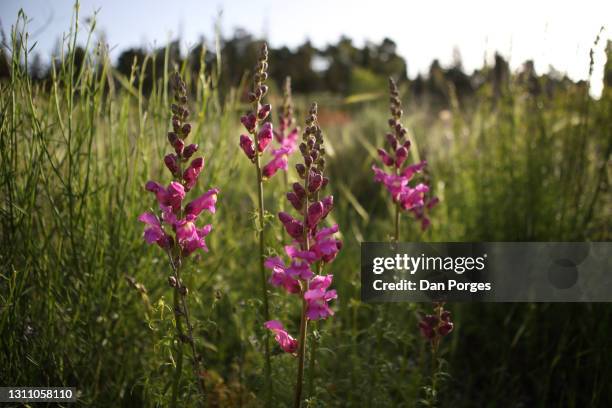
[1,8,611,408]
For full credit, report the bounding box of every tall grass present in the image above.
[1,7,611,407]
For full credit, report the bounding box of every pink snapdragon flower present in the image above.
[262,147,290,179]
[264,320,298,354]
[145,181,185,213]
[264,257,300,294]
[304,274,337,320]
[185,188,219,217]
[138,212,172,248]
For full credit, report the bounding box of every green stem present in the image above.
[254,149,272,402]
[307,320,317,396]
[294,296,308,408]
[171,288,184,408]
[394,202,401,243]
[307,260,322,396]
[294,177,310,408]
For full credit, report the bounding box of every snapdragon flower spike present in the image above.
[258,78,299,180]
[261,77,300,180]
[238,43,272,162]
[264,103,341,356]
[138,72,216,395]
[372,78,438,230]
[275,77,299,153]
[139,72,219,260]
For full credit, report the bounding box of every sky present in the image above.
[1,0,611,96]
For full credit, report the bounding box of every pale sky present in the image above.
[1,0,610,96]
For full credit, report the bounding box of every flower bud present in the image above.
[181,123,192,137]
[258,104,272,120]
[438,321,453,336]
[292,182,306,199]
[427,196,440,210]
[257,122,273,152]
[278,212,304,239]
[395,146,408,168]
[183,157,204,191]
[168,276,177,287]
[239,135,256,160]
[179,285,189,296]
[295,163,306,178]
[168,132,179,145]
[386,133,398,150]
[308,172,323,193]
[240,113,257,133]
[174,138,185,155]
[286,192,303,211]
[164,153,179,174]
[183,144,199,159]
[299,143,308,156]
[377,148,394,167]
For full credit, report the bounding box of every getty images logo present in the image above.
[371,253,488,275]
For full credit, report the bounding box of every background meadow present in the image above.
[1,5,611,407]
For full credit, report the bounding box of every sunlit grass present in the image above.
[1,7,611,407]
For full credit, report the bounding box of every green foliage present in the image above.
[1,8,611,408]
